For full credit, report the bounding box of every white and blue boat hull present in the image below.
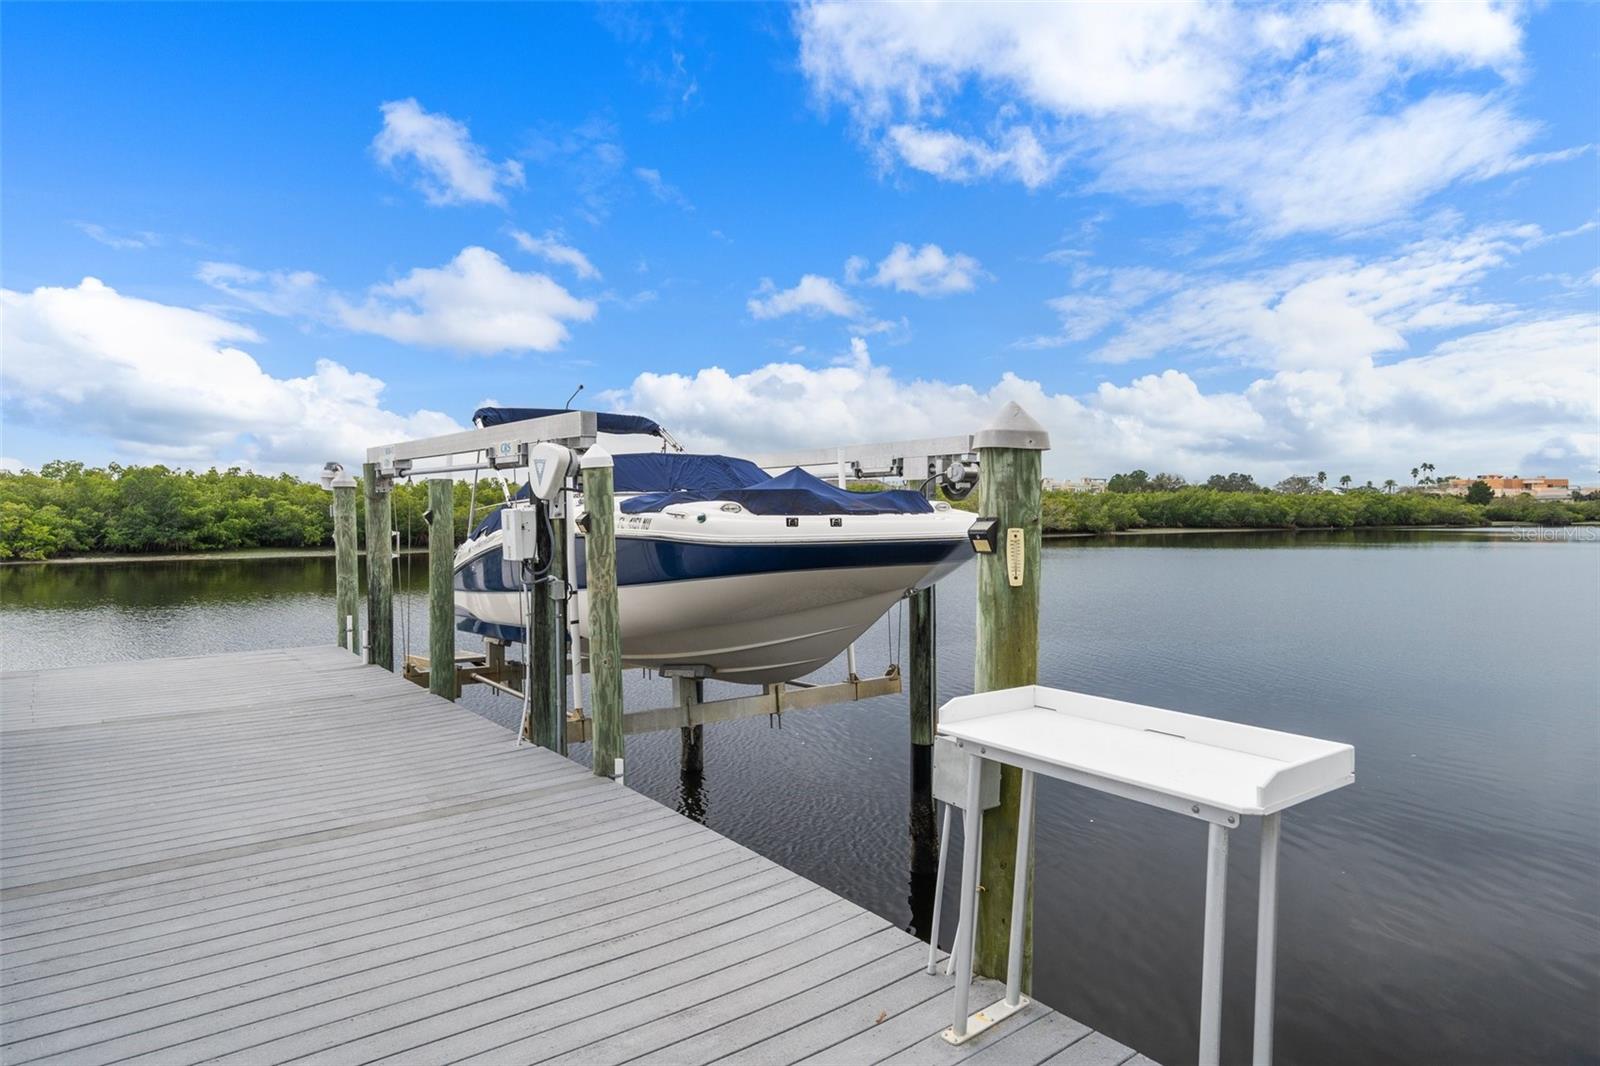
[454,506,972,684]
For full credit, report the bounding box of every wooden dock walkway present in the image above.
[0,646,1150,1065]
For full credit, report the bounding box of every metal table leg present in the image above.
[1005,769,1036,1008]
[1253,812,1281,1066]
[1199,822,1230,1066]
[928,802,952,974]
[946,829,982,977]
[948,753,985,1040]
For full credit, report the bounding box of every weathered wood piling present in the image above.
[908,476,939,747]
[908,587,936,745]
[361,462,394,671]
[427,477,457,700]
[332,472,359,653]
[972,402,1048,987]
[582,446,624,779]
[679,678,706,775]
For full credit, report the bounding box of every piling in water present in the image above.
[362,462,394,671]
[582,447,624,778]
[909,586,936,745]
[333,479,359,653]
[427,478,457,700]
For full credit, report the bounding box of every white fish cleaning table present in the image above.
[937,685,1355,1066]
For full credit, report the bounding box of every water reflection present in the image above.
[905,743,938,943]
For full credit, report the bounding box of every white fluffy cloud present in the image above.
[196,262,325,317]
[609,322,1598,483]
[509,230,601,280]
[886,125,1058,189]
[372,98,524,207]
[799,1,1243,127]
[797,1,1559,234]
[868,242,985,295]
[1078,225,1534,369]
[1094,88,1537,236]
[747,274,865,320]
[335,247,597,354]
[0,278,458,469]
[197,247,598,355]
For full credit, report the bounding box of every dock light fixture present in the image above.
[967,516,1000,554]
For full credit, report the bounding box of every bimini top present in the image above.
[622,465,933,516]
[473,406,665,438]
[469,453,932,537]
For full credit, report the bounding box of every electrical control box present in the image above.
[501,505,542,562]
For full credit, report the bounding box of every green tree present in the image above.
[1105,469,1151,493]
[1316,471,1327,488]
[1274,475,1320,495]
[1149,472,1187,492]
[1465,479,1494,505]
[1339,474,1352,491]
[1205,472,1261,493]
[1383,479,1398,494]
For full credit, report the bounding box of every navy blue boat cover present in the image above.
[469,453,930,537]
[621,465,933,516]
[612,453,769,493]
[474,406,664,438]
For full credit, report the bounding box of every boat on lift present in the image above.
[453,407,977,684]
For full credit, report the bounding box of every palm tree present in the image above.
[1423,462,1435,484]
[1411,466,1420,483]
[1317,471,1327,489]
[1384,479,1398,494]
[1339,474,1352,491]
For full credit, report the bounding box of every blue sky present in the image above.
[3,1,1596,483]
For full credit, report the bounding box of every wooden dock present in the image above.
[0,646,1150,1065]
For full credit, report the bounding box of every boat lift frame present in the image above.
[357,411,981,749]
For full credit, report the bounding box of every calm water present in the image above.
[2,530,1597,1066]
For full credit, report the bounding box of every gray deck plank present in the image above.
[792,976,1013,1065]
[1,834,751,1039]
[0,779,618,941]
[13,862,797,1065]
[630,942,931,1066]
[882,1005,1095,1066]
[1039,1031,1140,1066]
[710,968,951,1065]
[0,646,1153,1066]
[520,922,912,1066]
[160,882,833,1066]
[355,902,882,1065]
[2,818,715,1003]
[1,790,659,964]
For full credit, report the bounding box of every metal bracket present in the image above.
[942,995,1031,1045]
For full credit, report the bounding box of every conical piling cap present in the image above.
[973,401,1050,451]
[580,443,614,469]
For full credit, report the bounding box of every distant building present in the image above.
[1442,474,1572,500]
[1043,477,1107,494]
